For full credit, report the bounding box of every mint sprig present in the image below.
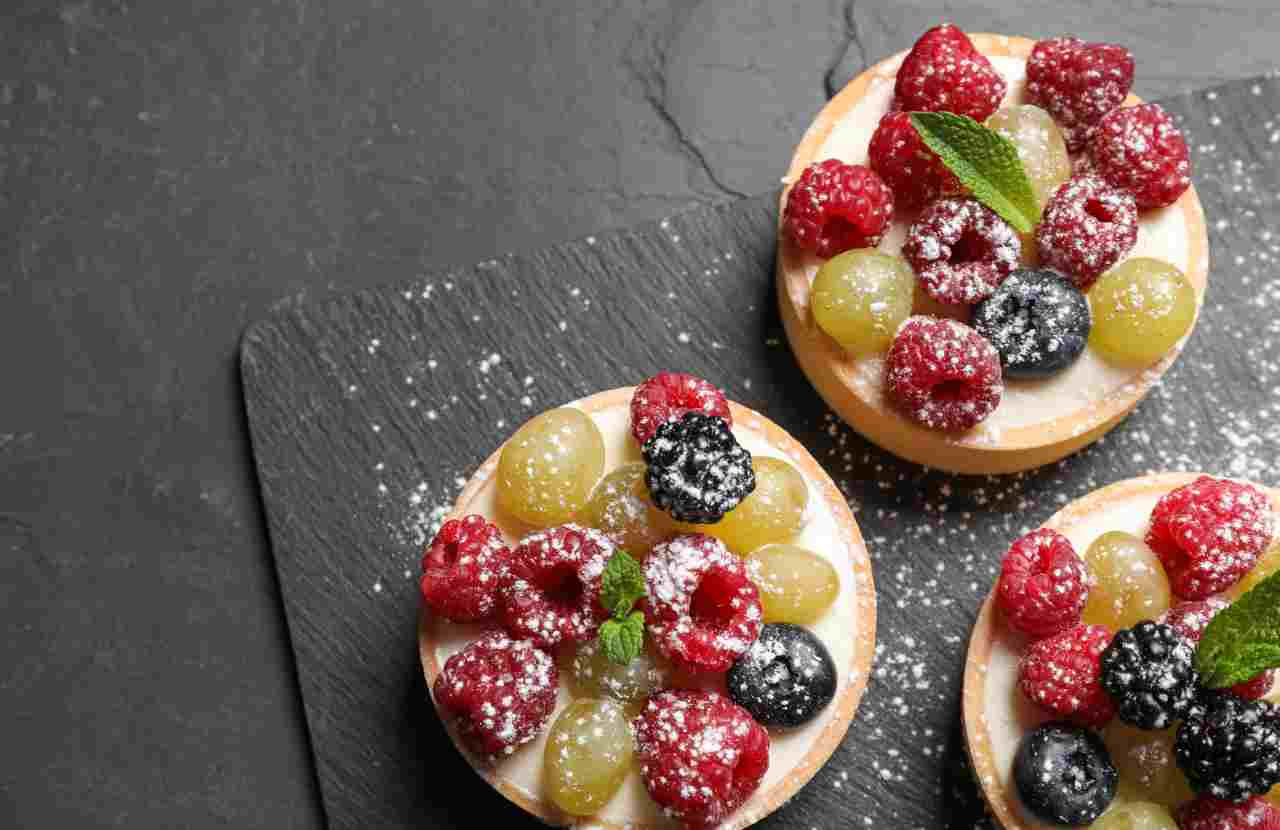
[1195,568,1280,688]
[909,111,1041,234]
[597,551,646,665]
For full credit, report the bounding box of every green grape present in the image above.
[677,457,808,554]
[1089,258,1197,367]
[745,544,840,624]
[811,249,914,354]
[563,639,664,717]
[497,408,604,527]
[1232,539,1280,599]
[986,105,1071,212]
[1091,801,1177,830]
[1082,531,1172,631]
[1105,722,1194,809]
[583,462,671,558]
[543,698,633,816]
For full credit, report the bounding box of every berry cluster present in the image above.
[998,476,1279,825]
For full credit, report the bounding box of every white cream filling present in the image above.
[432,403,864,827]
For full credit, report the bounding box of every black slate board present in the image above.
[241,76,1280,830]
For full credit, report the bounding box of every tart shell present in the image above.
[776,33,1210,475]
[418,387,877,829]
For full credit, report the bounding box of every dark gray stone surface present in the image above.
[5,1,1280,827]
[244,75,1280,830]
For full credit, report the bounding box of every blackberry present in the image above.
[971,268,1091,380]
[1177,692,1280,802]
[642,412,754,523]
[1100,621,1199,730]
[1014,722,1117,825]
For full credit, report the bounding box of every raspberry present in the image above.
[902,197,1022,305]
[1018,623,1117,728]
[783,159,894,258]
[1146,476,1275,600]
[867,111,963,210]
[1100,621,1199,730]
[997,528,1091,639]
[1090,103,1193,210]
[1176,692,1280,802]
[884,316,1003,432]
[1025,37,1135,152]
[644,534,763,674]
[1178,796,1280,830]
[1160,599,1278,700]
[634,689,770,829]
[499,524,612,649]
[1036,175,1138,290]
[630,372,731,446]
[893,24,1006,122]
[431,631,558,759]
[643,412,755,524]
[420,516,510,622]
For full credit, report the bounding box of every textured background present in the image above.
[5,2,1280,828]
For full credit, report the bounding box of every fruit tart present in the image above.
[418,375,876,828]
[777,27,1209,474]
[964,473,1280,828]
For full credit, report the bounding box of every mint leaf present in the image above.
[1195,569,1280,688]
[909,111,1040,234]
[600,550,645,619]
[599,611,645,666]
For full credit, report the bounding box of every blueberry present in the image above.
[972,268,1090,379]
[726,623,836,728]
[1013,722,1117,826]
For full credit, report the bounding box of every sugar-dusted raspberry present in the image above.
[1025,37,1135,152]
[893,24,1006,122]
[884,316,1003,432]
[1146,476,1276,600]
[997,528,1091,639]
[634,689,770,829]
[1177,796,1280,830]
[499,524,612,648]
[867,111,963,210]
[783,159,894,258]
[644,534,763,674]
[630,372,731,446]
[1036,175,1138,290]
[1160,599,1278,699]
[431,631,558,759]
[421,515,511,622]
[1090,103,1192,210]
[902,197,1022,305]
[1018,623,1117,728]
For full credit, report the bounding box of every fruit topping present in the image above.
[985,104,1072,211]
[644,534,763,674]
[543,698,634,816]
[1018,623,1117,728]
[1082,531,1172,632]
[1036,174,1139,290]
[1146,476,1275,600]
[499,524,612,649]
[1176,692,1280,802]
[686,456,807,555]
[745,544,840,625]
[727,622,838,728]
[1025,37,1135,152]
[997,528,1091,639]
[431,631,558,759]
[1235,539,1280,599]
[811,248,915,354]
[1092,801,1178,830]
[867,111,963,210]
[564,638,665,717]
[421,515,510,622]
[1101,621,1199,730]
[1160,600,1277,700]
[1105,721,1195,808]
[1177,795,1280,830]
[1013,722,1118,825]
[1089,257,1197,367]
[643,413,755,524]
[783,159,894,258]
[583,462,672,558]
[497,407,604,527]
[1090,103,1192,210]
[971,267,1091,380]
[884,316,1003,433]
[902,197,1022,306]
[634,690,770,829]
[892,24,1006,123]
[630,373,732,447]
